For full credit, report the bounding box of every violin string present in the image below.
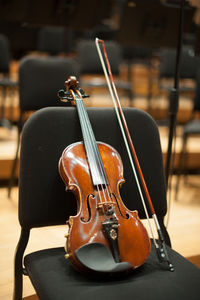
[77,92,114,211]
[77,98,102,188]
[72,93,102,194]
[79,98,108,216]
[79,98,113,218]
[79,96,112,205]
[80,101,115,208]
[95,38,157,246]
[76,95,109,217]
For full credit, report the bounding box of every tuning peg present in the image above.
[57,89,73,102]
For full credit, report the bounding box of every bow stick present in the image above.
[95,38,174,272]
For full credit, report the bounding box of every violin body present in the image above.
[59,141,151,273]
[57,76,151,274]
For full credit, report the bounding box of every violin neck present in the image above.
[75,96,108,186]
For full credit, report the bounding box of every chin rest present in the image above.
[75,242,131,273]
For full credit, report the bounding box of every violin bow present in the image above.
[95,38,174,271]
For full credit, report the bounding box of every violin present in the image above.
[58,76,151,274]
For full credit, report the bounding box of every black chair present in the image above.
[8,55,80,197]
[122,45,153,111]
[77,39,133,103]
[0,33,18,128]
[175,67,200,200]
[159,46,200,94]
[13,106,200,300]
[37,26,75,55]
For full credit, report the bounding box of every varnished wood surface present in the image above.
[23,295,38,300]
[187,255,200,268]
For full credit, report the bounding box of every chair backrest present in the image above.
[37,26,75,55]
[77,39,121,75]
[18,107,167,231]
[19,56,80,111]
[159,47,200,79]
[122,45,153,61]
[193,67,200,112]
[0,33,10,74]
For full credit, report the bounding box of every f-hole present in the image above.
[110,193,129,219]
[80,194,94,222]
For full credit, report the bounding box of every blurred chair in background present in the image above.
[0,33,18,128]
[81,23,116,41]
[37,26,75,56]
[8,55,80,197]
[122,45,153,111]
[158,46,200,101]
[175,67,200,201]
[77,39,133,104]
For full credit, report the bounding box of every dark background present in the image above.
[0,0,199,59]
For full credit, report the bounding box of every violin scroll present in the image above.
[65,75,79,92]
[58,76,89,103]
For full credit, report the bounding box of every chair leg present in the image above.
[8,127,21,198]
[126,62,134,106]
[146,60,153,113]
[0,85,12,129]
[175,134,187,201]
[8,86,16,123]
[13,228,30,300]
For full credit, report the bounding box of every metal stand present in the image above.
[165,0,185,188]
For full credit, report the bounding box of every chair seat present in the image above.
[24,241,200,300]
[81,77,132,90]
[159,84,195,93]
[184,119,200,135]
[0,77,18,87]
